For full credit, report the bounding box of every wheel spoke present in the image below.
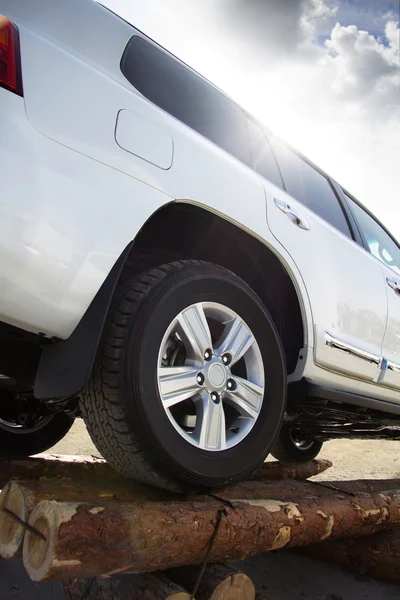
[176,304,213,362]
[225,377,263,420]
[216,316,255,365]
[195,394,227,450]
[158,366,200,408]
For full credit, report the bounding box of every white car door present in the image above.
[343,194,400,391]
[263,134,387,384]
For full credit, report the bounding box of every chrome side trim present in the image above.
[387,360,400,374]
[324,333,381,366]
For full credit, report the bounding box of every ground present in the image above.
[1,419,400,600]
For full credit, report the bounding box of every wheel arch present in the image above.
[34,201,311,400]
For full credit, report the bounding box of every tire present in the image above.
[271,426,323,462]
[80,260,286,492]
[0,412,74,457]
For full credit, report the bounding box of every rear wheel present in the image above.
[0,391,74,456]
[271,426,323,462]
[81,260,286,492]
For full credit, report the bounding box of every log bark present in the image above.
[62,572,191,599]
[166,562,255,600]
[4,475,400,560]
[0,478,170,559]
[0,455,333,489]
[249,459,332,481]
[0,454,122,488]
[300,526,400,584]
[23,489,400,581]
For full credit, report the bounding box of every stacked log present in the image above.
[300,526,400,584]
[22,489,400,581]
[0,454,116,487]
[166,563,255,600]
[249,459,332,481]
[0,478,171,558]
[63,572,192,599]
[0,456,332,488]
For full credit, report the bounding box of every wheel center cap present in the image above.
[208,363,227,388]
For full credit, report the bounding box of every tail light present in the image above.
[0,14,23,96]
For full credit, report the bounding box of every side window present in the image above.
[270,137,352,238]
[121,36,251,165]
[245,118,283,189]
[345,193,400,274]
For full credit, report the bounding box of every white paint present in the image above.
[115,109,174,170]
[0,0,399,405]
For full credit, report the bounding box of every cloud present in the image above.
[324,21,400,112]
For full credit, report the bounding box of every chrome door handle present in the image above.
[274,198,310,230]
[386,277,400,295]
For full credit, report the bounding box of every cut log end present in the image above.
[0,481,32,558]
[212,572,255,600]
[23,500,62,582]
[167,562,255,600]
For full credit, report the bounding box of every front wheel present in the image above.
[271,426,323,462]
[81,260,286,492]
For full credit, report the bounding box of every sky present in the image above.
[103,0,400,239]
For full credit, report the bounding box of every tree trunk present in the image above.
[63,572,191,599]
[249,459,332,481]
[0,454,122,488]
[300,526,400,584]
[0,478,170,559]
[0,454,113,488]
[0,456,332,489]
[23,489,400,581]
[166,563,255,600]
[4,475,400,560]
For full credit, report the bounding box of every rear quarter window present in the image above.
[121,36,251,165]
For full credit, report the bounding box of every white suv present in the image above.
[1,0,399,491]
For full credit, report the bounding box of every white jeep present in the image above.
[1,0,399,491]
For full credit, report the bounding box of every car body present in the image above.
[1,0,399,489]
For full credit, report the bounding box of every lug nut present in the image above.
[204,349,212,361]
[227,379,237,391]
[197,373,205,385]
[211,392,220,404]
[222,354,231,365]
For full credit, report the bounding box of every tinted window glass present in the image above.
[345,194,400,274]
[246,118,283,188]
[271,138,351,237]
[121,36,251,164]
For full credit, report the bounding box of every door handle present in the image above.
[386,277,400,295]
[274,198,310,230]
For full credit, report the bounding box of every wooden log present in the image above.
[0,454,119,488]
[23,489,400,581]
[0,478,172,559]
[63,572,191,599]
[321,479,400,494]
[300,526,400,584]
[0,455,333,489]
[249,459,332,481]
[166,562,255,600]
[4,475,400,559]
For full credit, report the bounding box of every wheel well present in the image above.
[124,202,305,375]
[34,202,306,400]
